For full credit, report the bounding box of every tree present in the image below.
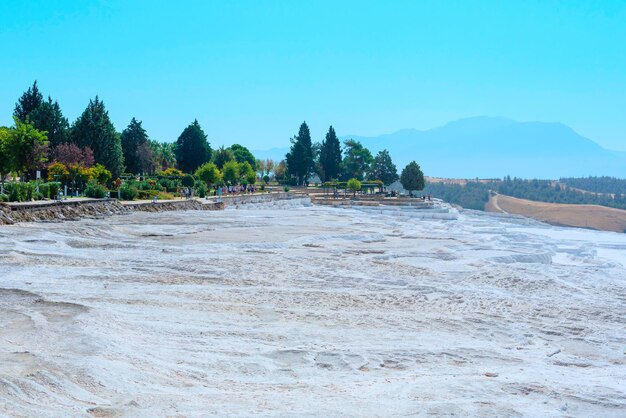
[14,81,43,122]
[195,162,221,188]
[347,178,362,197]
[229,144,255,166]
[28,98,69,148]
[400,161,425,195]
[274,160,287,182]
[319,126,342,182]
[52,143,94,167]
[5,118,49,178]
[222,160,240,184]
[264,159,275,177]
[121,118,151,174]
[150,140,176,172]
[211,146,235,169]
[90,164,112,185]
[370,149,399,186]
[70,97,124,178]
[0,127,13,192]
[285,121,313,185]
[341,139,373,181]
[239,161,256,185]
[175,119,212,173]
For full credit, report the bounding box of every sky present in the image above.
[1,0,626,151]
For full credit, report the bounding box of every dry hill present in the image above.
[486,194,626,233]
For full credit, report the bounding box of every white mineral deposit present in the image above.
[1,202,625,416]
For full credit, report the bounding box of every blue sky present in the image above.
[1,0,625,151]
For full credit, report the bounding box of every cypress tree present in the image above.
[70,97,124,178]
[174,119,212,173]
[121,118,150,174]
[319,125,342,182]
[286,121,314,185]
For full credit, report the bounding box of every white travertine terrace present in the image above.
[0,202,625,417]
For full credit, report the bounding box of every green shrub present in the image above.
[283,186,290,192]
[182,174,195,188]
[85,181,107,198]
[48,182,61,199]
[196,182,207,198]
[34,191,45,201]
[119,183,138,200]
[39,183,50,199]
[0,194,8,202]
[6,182,34,202]
[137,189,160,199]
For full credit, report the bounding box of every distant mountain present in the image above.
[253,117,626,179]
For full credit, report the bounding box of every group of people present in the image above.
[214,184,259,196]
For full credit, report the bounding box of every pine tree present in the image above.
[341,139,373,181]
[29,97,70,148]
[370,149,399,185]
[14,81,43,122]
[319,126,342,182]
[14,82,70,148]
[121,118,151,174]
[174,119,212,173]
[286,121,313,185]
[70,97,124,178]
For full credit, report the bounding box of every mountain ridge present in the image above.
[253,117,626,178]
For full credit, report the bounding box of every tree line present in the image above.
[424,177,626,211]
[284,121,424,192]
[1,81,425,201]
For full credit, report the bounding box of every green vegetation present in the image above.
[423,177,626,211]
[559,176,626,195]
[347,178,362,196]
[286,122,314,185]
[422,182,492,210]
[371,150,399,186]
[400,161,425,195]
[175,120,212,174]
[318,126,342,182]
[84,181,107,199]
[1,81,420,202]
[121,118,152,175]
[71,96,124,178]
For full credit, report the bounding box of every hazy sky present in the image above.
[1,0,625,151]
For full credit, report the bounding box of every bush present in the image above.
[34,191,45,201]
[48,182,61,199]
[196,182,207,198]
[6,182,34,202]
[39,183,50,199]
[85,181,107,198]
[0,194,8,202]
[138,181,152,191]
[181,174,195,188]
[137,189,160,199]
[347,178,362,196]
[91,164,112,185]
[283,186,290,192]
[119,183,138,200]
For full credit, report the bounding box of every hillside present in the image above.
[486,194,626,233]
